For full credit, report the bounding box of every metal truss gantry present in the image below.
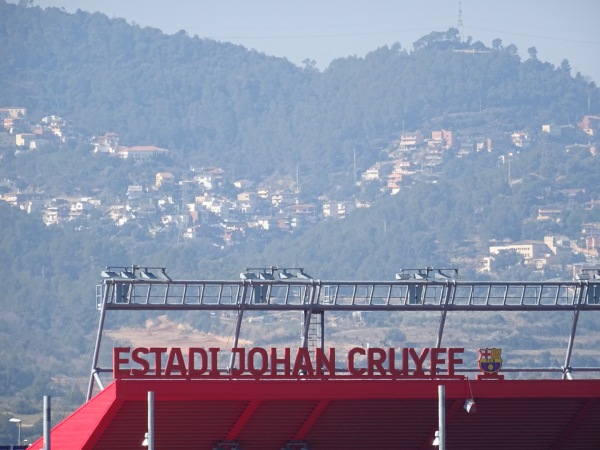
[87,266,600,400]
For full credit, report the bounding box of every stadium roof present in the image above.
[23,268,600,449]
[28,377,600,450]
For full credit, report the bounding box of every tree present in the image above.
[527,46,538,60]
[492,38,503,50]
[560,59,571,74]
[505,44,518,56]
[490,249,524,271]
[302,58,317,72]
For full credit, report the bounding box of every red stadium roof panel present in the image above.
[28,378,600,450]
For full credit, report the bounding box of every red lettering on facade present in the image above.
[348,347,366,376]
[271,347,291,376]
[112,346,467,379]
[430,348,446,376]
[448,348,464,376]
[248,347,269,376]
[315,347,335,375]
[113,347,131,378]
[188,348,208,376]
[409,348,429,376]
[131,347,150,376]
[208,348,220,376]
[292,348,314,376]
[165,347,186,377]
[148,347,167,376]
[367,348,387,376]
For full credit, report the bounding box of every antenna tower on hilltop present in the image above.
[457,2,464,41]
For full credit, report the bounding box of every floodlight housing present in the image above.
[100,270,120,278]
[464,398,477,413]
[120,270,136,279]
[296,269,312,279]
[432,431,440,446]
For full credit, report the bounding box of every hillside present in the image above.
[1,2,600,443]
[1,1,598,197]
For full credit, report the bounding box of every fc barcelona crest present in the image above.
[477,348,503,379]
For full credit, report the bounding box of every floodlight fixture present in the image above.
[140,270,159,280]
[241,266,312,281]
[259,271,275,280]
[397,267,458,281]
[156,268,172,281]
[464,398,477,414]
[240,271,257,280]
[395,272,411,280]
[102,265,171,282]
[100,270,120,278]
[138,266,171,281]
[296,268,312,279]
[242,266,276,280]
[120,270,136,279]
[279,269,295,279]
[434,268,459,280]
[432,430,440,446]
[279,267,312,280]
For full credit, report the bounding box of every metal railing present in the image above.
[97,279,600,311]
[87,274,600,400]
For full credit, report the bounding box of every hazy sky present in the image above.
[31,0,600,83]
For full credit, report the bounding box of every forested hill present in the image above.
[1,1,598,195]
[1,2,600,440]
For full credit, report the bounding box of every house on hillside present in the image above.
[544,236,572,259]
[195,167,225,190]
[92,132,120,154]
[0,107,26,133]
[270,190,297,207]
[362,162,392,182]
[322,201,354,219]
[490,240,549,260]
[581,222,600,256]
[236,191,259,214]
[15,133,36,149]
[155,172,175,189]
[1,191,45,213]
[118,145,169,160]
[40,115,71,142]
[542,123,561,136]
[578,115,600,136]
[234,179,254,190]
[489,236,574,270]
[536,208,562,222]
[285,203,316,217]
[398,132,424,149]
[430,130,455,149]
[42,198,72,225]
[511,132,531,148]
[3,117,25,132]
[0,107,26,120]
